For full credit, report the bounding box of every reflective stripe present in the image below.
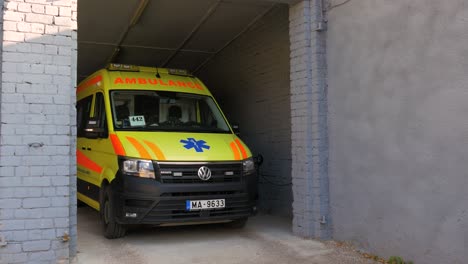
[77,75,102,94]
[76,150,103,174]
[230,141,241,160]
[126,136,152,159]
[110,134,126,156]
[234,139,248,159]
[143,140,166,161]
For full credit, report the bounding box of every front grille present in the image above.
[161,191,237,197]
[157,162,243,184]
[142,191,252,222]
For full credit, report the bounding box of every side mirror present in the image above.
[85,119,108,139]
[231,123,240,136]
[254,154,264,167]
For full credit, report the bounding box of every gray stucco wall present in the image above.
[198,4,293,217]
[327,1,468,263]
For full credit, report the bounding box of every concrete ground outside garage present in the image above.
[75,206,372,264]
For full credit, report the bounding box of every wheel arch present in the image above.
[100,167,115,187]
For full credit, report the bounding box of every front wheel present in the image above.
[100,186,127,239]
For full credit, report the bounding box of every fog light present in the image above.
[125,212,137,218]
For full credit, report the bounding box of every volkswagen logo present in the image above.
[197,166,211,181]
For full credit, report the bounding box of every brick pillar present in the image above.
[289,0,330,239]
[0,0,77,263]
[68,1,77,258]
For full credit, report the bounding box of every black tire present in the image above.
[225,217,248,229]
[77,199,86,207]
[100,185,127,239]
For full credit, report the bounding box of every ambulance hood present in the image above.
[114,131,251,162]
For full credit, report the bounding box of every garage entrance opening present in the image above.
[77,0,292,240]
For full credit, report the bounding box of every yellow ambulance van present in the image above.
[76,64,258,238]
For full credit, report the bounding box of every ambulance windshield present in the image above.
[110,90,231,133]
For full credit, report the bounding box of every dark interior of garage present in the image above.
[77,0,292,222]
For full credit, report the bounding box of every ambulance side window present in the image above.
[77,95,93,138]
[93,92,108,137]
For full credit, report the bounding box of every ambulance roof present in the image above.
[77,65,212,100]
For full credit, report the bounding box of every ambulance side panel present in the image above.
[77,71,120,210]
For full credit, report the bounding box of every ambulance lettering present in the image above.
[126,78,136,84]
[113,77,203,90]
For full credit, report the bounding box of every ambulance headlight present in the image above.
[242,158,255,175]
[122,159,155,179]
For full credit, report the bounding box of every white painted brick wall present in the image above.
[0,0,77,263]
[198,5,293,217]
[289,0,330,239]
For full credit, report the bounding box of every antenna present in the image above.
[155,67,161,78]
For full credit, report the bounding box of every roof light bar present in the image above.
[168,68,191,76]
[107,63,140,72]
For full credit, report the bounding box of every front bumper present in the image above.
[110,170,258,225]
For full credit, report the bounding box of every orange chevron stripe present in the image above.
[143,140,166,160]
[76,150,103,174]
[110,134,126,156]
[77,75,102,94]
[234,139,248,159]
[126,136,151,159]
[230,141,241,160]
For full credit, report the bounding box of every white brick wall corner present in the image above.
[0,0,77,263]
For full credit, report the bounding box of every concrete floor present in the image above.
[75,206,373,264]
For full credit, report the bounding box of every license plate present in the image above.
[186,199,225,211]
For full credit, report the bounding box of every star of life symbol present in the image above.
[180,138,210,152]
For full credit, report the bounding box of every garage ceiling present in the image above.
[77,0,293,82]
